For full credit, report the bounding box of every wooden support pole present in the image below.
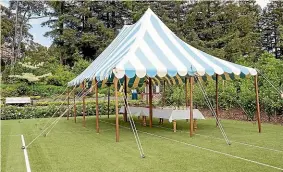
[189,77,194,137]
[215,74,219,126]
[173,120,177,132]
[149,78,153,128]
[95,79,99,133]
[124,76,127,122]
[185,78,188,107]
[255,75,262,133]
[185,77,189,122]
[114,78,120,142]
[73,87,77,123]
[107,85,110,119]
[67,88,70,120]
[193,119,197,131]
[146,82,149,104]
[82,81,86,127]
[143,116,146,126]
[163,80,166,106]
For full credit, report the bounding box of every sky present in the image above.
[0,0,270,48]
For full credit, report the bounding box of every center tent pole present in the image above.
[94,79,99,133]
[189,76,194,137]
[82,80,86,127]
[215,74,219,126]
[149,78,153,128]
[124,76,127,122]
[114,77,120,142]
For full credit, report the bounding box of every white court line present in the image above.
[21,135,31,172]
[100,120,283,171]
[150,123,283,153]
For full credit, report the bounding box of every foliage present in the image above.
[1,100,147,120]
[71,59,91,75]
[1,83,66,97]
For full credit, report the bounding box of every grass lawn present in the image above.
[1,115,283,172]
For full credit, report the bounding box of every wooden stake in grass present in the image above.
[95,79,99,133]
[114,77,119,142]
[255,74,261,133]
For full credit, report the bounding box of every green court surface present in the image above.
[1,116,283,172]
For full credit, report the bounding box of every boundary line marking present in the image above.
[100,120,283,171]
[21,135,31,172]
[151,124,283,153]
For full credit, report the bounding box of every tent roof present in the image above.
[68,8,257,86]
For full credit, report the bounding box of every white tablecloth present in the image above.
[119,106,205,122]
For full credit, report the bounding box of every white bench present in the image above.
[5,97,31,105]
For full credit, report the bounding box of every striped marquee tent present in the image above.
[68,8,261,141]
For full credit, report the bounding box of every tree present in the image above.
[261,1,283,59]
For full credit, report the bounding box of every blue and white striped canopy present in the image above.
[68,8,257,87]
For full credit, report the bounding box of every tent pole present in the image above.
[163,80,166,106]
[73,87,76,123]
[146,82,149,104]
[215,74,219,126]
[95,79,99,133]
[189,76,194,137]
[185,78,188,107]
[255,75,262,133]
[67,88,69,120]
[149,78,153,128]
[114,77,120,142]
[124,76,127,122]
[82,81,86,127]
[185,77,188,122]
[107,84,110,118]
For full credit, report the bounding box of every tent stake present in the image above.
[124,76,127,122]
[255,75,261,133]
[73,87,76,123]
[189,77,194,137]
[95,79,99,133]
[114,78,120,142]
[149,78,153,128]
[215,74,219,126]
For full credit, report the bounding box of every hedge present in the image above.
[0,100,147,120]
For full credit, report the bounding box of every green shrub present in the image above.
[1,100,147,120]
